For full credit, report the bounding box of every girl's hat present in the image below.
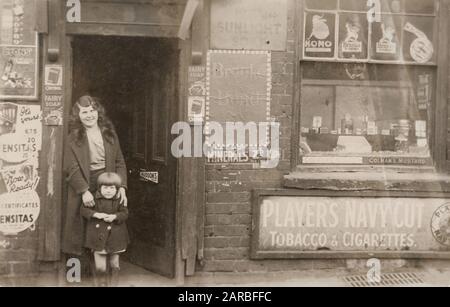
[97,172,122,187]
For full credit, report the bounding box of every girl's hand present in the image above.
[82,190,95,207]
[103,215,117,223]
[118,187,128,207]
[93,213,108,220]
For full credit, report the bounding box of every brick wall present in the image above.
[197,0,450,275]
[198,0,297,273]
[0,231,38,282]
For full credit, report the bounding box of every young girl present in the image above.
[81,172,129,287]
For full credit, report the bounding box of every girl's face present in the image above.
[78,105,98,128]
[100,185,117,199]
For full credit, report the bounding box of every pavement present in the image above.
[2,261,450,287]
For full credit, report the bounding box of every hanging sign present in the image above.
[304,12,336,59]
[0,0,38,99]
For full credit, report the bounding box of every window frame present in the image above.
[291,0,449,172]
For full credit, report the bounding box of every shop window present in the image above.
[300,0,438,166]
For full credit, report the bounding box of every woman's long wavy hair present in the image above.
[69,95,116,145]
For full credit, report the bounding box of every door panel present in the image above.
[126,40,179,278]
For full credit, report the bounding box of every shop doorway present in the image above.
[71,36,179,278]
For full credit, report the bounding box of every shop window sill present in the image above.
[284,165,450,193]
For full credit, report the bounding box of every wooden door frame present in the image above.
[62,31,200,282]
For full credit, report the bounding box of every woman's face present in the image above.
[78,105,98,128]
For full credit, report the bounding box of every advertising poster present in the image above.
[188,66,206,124]
[253,196,450,257]
[402,17,435,64]
[43,65,64,126]
[416,74,432,110]
[207,50,270,124]
[0,190,40,235]
[0,0,38,99]
[303,12,336,59]
[370,15,402,61]
[0,102,41,235]
[206,50,271,163]
[210,0,288,51]
[338,13,368,60]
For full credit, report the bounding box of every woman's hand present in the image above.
[82,190,95,207]
[118,187,128,207]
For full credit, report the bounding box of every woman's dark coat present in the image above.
[62,131,127,256]
[81,192,129,253]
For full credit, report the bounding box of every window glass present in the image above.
[305,0,337,10]
[404,0,435,14]
[339,0,367,12]
[300,0,439,166]
[302,0,437,64]
[300,63,435,165]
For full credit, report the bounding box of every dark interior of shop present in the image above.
[72,36,172,160]
[71,36,179,276]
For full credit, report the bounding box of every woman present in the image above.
[62,95,127,258]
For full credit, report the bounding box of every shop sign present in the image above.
[210,0,288,51]
[0,0,38,99]
[252,191,450,259]
[303,12,336,59]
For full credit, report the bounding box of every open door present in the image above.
[71,36,179,278]
[126,40,180,278]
